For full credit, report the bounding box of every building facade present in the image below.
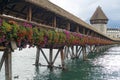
[107,28,120,39]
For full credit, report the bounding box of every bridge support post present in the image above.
[35,47,40,66]
[0,51,6,71]
[77,46,82,58]
[71,46,75,59]
[76,46,78,57]
[5,48,12,80]
[100,46,103,52]
[60,48,65,70]
[82,46,87,60]
[48,48,53,69]
[64,46,69,59]
[89,45,94,53]
[96,46,100,53]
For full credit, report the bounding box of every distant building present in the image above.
[90,6,120,39]
[90,6,108,34]
[107,28,120,39]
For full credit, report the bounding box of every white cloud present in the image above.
[49,0,120,21]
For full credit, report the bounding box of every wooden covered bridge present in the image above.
[0,0,119,80]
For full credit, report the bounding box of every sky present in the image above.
[49,0,120,28]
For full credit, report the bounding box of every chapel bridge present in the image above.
[0,0,119,80]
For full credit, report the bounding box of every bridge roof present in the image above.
[25,0,92,29]
[0,0,116,41]
[90,6,108,20]
[25,0,109,37]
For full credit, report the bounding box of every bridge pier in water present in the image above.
[35,47,65,70]
[0,48,12,80]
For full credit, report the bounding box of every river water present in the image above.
[0,46,120,80]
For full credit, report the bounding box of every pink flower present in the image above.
[64,30,70,39]
[23,22,32,28]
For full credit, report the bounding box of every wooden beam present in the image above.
[5,49,12,80]
[60,49,65,69]
[66,22,70,31]
[82,46,87,60]
[87,30,90,35]
[83,28,86,34]
[35,47,40,66]
[53,16,56,27]
[71,46,75,58]
[49,48,53,67]
[65,46,69,58]
[91,32,94,37]
[76,26,79,33]
[40,48,49,64]
[0,52,6,71]
[78,47,82,57]
[52,49,60,64]
[27,6,32,21]
[76,46,82,56]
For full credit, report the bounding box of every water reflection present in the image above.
[33,66,62,80]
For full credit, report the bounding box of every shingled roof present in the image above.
[90,6,108,20]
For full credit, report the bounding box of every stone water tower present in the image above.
[90,6,108,34]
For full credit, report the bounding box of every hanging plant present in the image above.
[26,27,33,43]
[58,31,66,45]
[47,30,54,45]
[53,31,59,44]
[0,18,114,49]
[2,20,12,33]
[16,26,27,46]
[8,20,19,39]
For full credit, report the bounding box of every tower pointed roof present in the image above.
[90,6,108,20]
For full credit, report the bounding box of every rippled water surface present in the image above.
[0,46,120,80]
